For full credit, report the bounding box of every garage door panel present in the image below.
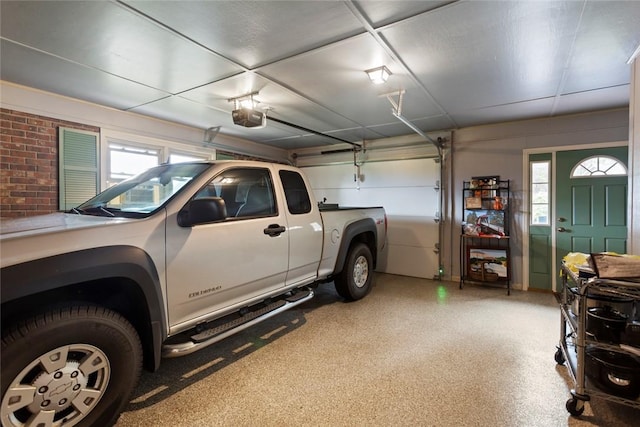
[383,244,439,279]
[358,159,440,187]
[302,158,440,279]
[386,215,438,248]
[303,159,440,189]
[311,187,438,217]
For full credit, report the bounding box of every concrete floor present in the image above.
[116,273,639,427]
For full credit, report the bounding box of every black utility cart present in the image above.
[556,260,640,416]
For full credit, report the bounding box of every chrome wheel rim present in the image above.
[353,255,369,288]
[1,344,110,427]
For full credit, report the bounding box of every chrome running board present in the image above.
[162,288,314,358]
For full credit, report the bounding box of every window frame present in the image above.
[193,167,277,220]
[530,160,551,226]
[570,155,628,178]
[100,130,215,190]
[279,170,312,215]
[107,141,162,186]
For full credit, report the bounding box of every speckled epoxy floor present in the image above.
[116,273,639,427]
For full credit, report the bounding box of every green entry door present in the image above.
[555,147,628,277]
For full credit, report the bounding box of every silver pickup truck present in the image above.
[0,160,386,427]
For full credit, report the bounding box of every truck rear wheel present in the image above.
[1,305,142,427]
[335,242,373,301]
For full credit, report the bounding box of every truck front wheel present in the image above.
[335,242,373,301]
[1,305,142,427]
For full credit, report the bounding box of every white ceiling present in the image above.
[2,1,639,150]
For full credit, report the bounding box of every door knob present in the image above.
[557,227,567,232]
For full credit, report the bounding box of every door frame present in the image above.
[522,140,628,292]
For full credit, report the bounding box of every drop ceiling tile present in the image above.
[264,104,362,139]
[1,0,637,150]
[261,125,386,151]
[355,0,453,27]
[130,95,315,148]
[452,98,556,129]
[180,72,363,135]
[320,127,385,144]
[561,1,640,94]
[125,0,364,69]
[553,86,630,116]
[0,0,242,93]
[176,73,266,113]
[129,96,231,130]
[366,115,454,138]
[389,115,456,135]
[264,134,342,151]
[0,40,169,110]
[381,1,583,111]
[260,34,445,129]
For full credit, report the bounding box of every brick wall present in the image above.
[0,108,99,218]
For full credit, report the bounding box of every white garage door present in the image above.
[302,158,440,279]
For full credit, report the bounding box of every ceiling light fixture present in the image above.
[239,98,256,109]
[365,65,391,84]
[229,91,260,110]
[228,92,266,128]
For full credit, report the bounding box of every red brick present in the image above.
[26,145,52,154]
[1,108,97,217]
[2,114,26,124]
[11,164,36,171]
[1,129,25,137]
[37,191,57,198]
[10,174,31,182]
[36,153,57,161]
[2,141,25,150]
[27,118,48,127]
[3,156,26,164]
[11,122,30,131]
[15,151,38,160]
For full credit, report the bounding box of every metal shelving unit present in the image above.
[459,235,511,294]
[556,263,640,416]
[460,178,511,294]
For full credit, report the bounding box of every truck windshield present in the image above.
[74,163,211,217]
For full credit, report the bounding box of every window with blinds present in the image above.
[58,127,99,210]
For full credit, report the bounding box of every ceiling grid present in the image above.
[0,0,638,150]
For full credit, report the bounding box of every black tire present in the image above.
[335,242,374,301]
[566,397,585,417]
[554,348,565,365]
[1,305,142,427]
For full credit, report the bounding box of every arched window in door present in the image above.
[570,155,627,177]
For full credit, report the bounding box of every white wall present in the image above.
[303,158,441,279]
[450,109,631,289]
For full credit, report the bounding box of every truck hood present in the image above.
[0,213,133,239]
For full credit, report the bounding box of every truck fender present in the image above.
[1,245,166,371]
[332,218,377,275]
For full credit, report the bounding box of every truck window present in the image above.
[199,168,276,218]
[279,170,312,214]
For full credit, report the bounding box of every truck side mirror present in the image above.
[178,197,227,227]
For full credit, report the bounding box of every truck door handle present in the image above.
[264,224,286,236]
